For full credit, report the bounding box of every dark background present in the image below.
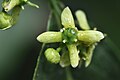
[0,0,120,80]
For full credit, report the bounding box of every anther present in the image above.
[63,40,67,43]
[63,28,65,30]
[74,39,77,42]
[93,27,97,31]
[60,29,64,32]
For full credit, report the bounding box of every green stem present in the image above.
[32,44,45,80]
[66,67,74,80]
[56,47,61,52]
[49,0,62,29]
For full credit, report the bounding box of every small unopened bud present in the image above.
[44,48,60,64]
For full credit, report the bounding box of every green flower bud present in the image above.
[0,12,12,30]
[77,30,104,44]
[61,7,75,28]
[67,44,80,68]
[37,32,62,43]
[44,48,60,64]
[60,52,70,67]
[75,10,90,30]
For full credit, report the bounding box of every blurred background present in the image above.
[0,0,120,80]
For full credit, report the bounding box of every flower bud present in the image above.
[44,48,60,64]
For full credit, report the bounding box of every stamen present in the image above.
[60,29,64,32]
[74,39,77,42]
[63,40,67,43]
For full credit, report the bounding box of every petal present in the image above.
[75,10,90,30]
[77,30,104,44]
[0,12,12,30]
[85,44,95,67]
[60,51,70,67]
[67,44,80,68]
[37,32,62,43]
[61,7,75,28]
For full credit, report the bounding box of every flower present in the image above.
[0,0,39,30]
[37,7,105,68]
[2,0,39,12]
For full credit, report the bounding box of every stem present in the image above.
[32,44,45,80]
[26,1,39,8]
[49,0,62,29]
[66,67,74,80]
[56,47,62,52]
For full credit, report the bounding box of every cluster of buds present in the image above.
[0,0,39,30]
[37,7,105,68]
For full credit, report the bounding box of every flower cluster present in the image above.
[0,0,39,30]
[37,7,105,68]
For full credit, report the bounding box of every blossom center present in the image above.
[62,28,78,44]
